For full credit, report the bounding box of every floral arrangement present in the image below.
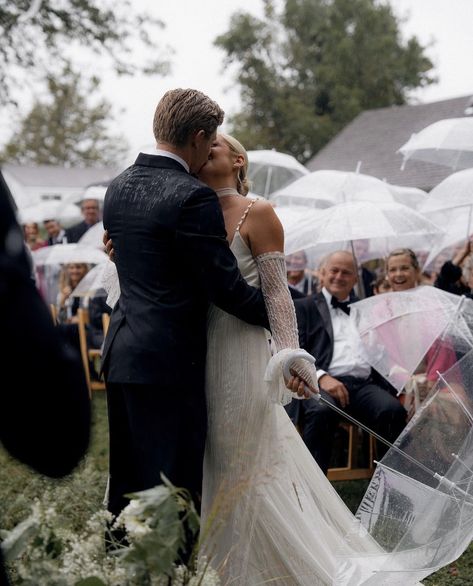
[1,476,220,586]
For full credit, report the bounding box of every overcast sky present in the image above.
[6,0,473,162]
[100,0,473,161]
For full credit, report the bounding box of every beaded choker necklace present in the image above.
[215,187,240,198]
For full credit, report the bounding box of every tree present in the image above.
[0,0,170,107]
[0,64,129,167]
[215,0,435,162]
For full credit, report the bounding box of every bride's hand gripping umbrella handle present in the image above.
[282,349,319,400]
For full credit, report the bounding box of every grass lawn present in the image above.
[1,392,472,584]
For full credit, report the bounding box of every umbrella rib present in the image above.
[316,395,438,478]
[374,461,473,504]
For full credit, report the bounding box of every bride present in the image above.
[197,135,381,585]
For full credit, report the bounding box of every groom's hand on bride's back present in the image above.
[103,230,115,261]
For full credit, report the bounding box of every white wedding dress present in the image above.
[201,216,381,585]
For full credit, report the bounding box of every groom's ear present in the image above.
[192,129,206,148]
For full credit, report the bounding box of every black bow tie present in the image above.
[331,296,351,315]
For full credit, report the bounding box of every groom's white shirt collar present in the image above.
[155,149,190,173]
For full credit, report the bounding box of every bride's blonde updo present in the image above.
[220,134,251,196]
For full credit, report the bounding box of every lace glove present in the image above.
[256,252,319,402]
[102,260,120,309]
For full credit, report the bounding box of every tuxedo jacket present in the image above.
[65,220,94,243]
[294,292,335,372]
[102,153,268,388]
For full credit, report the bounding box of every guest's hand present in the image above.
[103,230,115,262]
[318,374,349,408]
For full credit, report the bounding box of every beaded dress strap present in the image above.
[236,199,258,232]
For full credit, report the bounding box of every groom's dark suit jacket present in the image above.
[102,153,269,389]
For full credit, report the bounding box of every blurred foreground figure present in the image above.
[0,170,91,585]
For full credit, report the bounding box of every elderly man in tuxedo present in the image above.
[65,198,101,242]
[286,250,406,474]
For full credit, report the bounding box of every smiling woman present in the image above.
[386,248,421,291]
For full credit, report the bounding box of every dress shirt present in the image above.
[316,287,371,381]
[155,149,190,173]
[48,229,68,245]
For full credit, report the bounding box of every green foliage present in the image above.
[0,0,170,107]
[1,393,472,585]
[215,0,436,162]
[116,478,200,581]
[0,63,129,167]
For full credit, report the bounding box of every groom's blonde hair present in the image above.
[153,88,224,147]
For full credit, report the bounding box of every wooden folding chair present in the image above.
[327,422,376,481]
[77,307,106,396]
[49,303,58,324]
[102,312,110,337]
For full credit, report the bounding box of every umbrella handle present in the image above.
[282,350,317,398]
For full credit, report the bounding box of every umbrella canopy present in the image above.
[398,117,473,171]
[336,301,473,584]
[269,170,397,209]
[71,260,112,297]
[247,149,308,197]
[388,184,428,210]
[31,243,107,266]
[283,200,444,262]
[65,182,109,206]
[419,168,473,268]
[419,168,473,215]
[338,355,473,584]
[77,222,105,249]
[349,286,473,393]
[17,200,82,226]
[422,210,473,270]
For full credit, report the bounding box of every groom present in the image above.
[102,89,286,520]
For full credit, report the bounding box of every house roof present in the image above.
[2,164,120,188]
[306,95,473,191]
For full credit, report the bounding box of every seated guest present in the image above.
[86,291,112,350]
[42,218,68,304]
[44,218,68,245]
[23,221,47,251]
[386,248,460,394]
[56,263,90,323]
[285,250,406,474]
[434,240,473,298]
[373,274,392,295]
[286,250,318,299]
[66,198,101,243]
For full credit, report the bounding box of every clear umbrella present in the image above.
[336,313,473,584]
[349,286,473,394]
[283,201,444,263]
[77,222,105,249]
[17,200,82,226]
[398,117,473,171]
[419,168,473,268]
[288,294,473,583]
[71,260,112,297]
[269,170,397,208]
[31,243,107,266]
[247,149,308,197]
[65,182,109,205]
[389,185,428,210]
